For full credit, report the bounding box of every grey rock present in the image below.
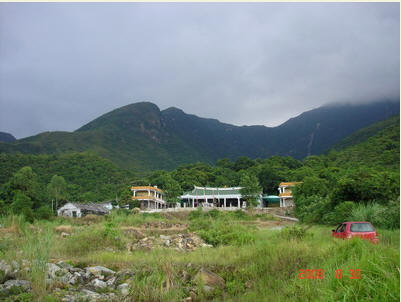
[80,289,102,300]
[61,295,76,302]
[69,267,84,274]
[117,283,130,296]
[57,271,74,284]
[91,278,107,288]
[86,266,115,278]
[47,263,62,278]
[57,261,73,270]
[0,260,12,282]
[68,273,81,285]
[115,269,134,285]
[1,279,31,292]
[106,276,116,287]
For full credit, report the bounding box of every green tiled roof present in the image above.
[183,187,242,196]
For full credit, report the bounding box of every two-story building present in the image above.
[278,182,302,207]
[131,186,166,210]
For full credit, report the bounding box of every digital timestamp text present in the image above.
[298,269,361,280]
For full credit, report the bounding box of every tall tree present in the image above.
[150,171,182,204]
[47,175,67,211]
[9,166,42,203]
[239,172,262,208]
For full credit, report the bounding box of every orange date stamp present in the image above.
[298,269,361,279]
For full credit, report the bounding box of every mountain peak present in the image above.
[76,101,162,132]
[0,131,16,143]
[163,106,185,114]
[122,101,160,112]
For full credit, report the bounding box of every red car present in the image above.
[332,221,379,243]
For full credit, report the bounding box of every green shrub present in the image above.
[189,218,256,246]
[324,201,355,224]
[382,198,400,229]
[188,207,203,220]
[350,203,387,227]
[207,209,221,218]
[35,206,53,220]
[280,225,309,240]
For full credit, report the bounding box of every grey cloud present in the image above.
[0,2,399,138]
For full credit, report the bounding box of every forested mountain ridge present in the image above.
[0,100,399,172]
[0,113,398,225]
[326,114,400,171]
[0,131,16,143]
[0,152,133,203]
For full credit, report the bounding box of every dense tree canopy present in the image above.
[0,115,398,226]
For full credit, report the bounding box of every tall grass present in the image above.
[21,224,53,298]
[350,203,386,225]
[0,212,398,301]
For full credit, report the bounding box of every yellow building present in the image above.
[278,182,302,207]
[131,186,166,210]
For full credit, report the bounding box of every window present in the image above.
[350,223,374,232]
[335,224,345,232]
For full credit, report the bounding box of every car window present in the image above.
[350,223,374,232]
[336,224,346,232]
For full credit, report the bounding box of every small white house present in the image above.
[57,202,112,217]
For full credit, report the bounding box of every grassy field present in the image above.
[0,209,399,301]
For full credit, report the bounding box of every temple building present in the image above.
[180,186,261,209]
[278,182,302,207]
[131,186,166,210]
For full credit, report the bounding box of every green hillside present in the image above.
[0,152,133,202]
[326,115,400,170]
[0,101,399,172]
[0,131,16,143]
[0,114,398,227]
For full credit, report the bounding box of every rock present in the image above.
[91,278,107,289]
[194,268,225,288]
[58,271,74,285]
[47,263,62,278]
[0,260,12,282]
[115,269,134,284]
[57,261,73,270]
[61,295,76,302]
[86,266,115,278]
[117,283,130,296]
[106,277,116,287]
[68,272,82,285]
[1,279,31,293]
[69,267,83,273]
[129,233,208,252]
[80,289,102,300]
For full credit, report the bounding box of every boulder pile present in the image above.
[0,260,133,301]
[127,233,213,251]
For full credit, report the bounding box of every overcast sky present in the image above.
[0,3,399,138]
